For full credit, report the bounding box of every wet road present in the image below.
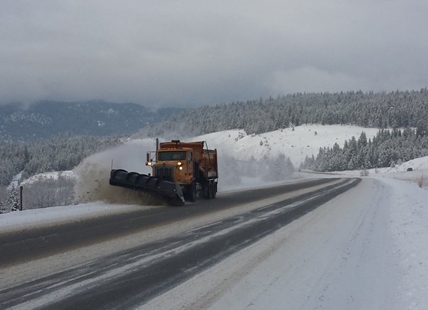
[0,178,360,309]
[0,178,337,267]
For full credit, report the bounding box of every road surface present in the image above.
[0,178,360,309]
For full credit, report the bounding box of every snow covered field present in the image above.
[1,124,428,309]
[193,124,380,167]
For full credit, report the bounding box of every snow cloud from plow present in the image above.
[74,139,165,205]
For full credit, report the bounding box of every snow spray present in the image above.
[74,139,165,205]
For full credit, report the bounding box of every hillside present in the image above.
[192,124,381,167]
[134,89,428,139]
[0,100,184,141]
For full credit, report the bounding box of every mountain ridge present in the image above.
[0,100,184,141]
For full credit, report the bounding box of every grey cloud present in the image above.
[0,0,427,107]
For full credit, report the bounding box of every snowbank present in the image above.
[0,202,145,234]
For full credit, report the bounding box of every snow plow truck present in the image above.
[109,140,218,205]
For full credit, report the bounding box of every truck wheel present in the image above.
[211,183,216,199]
[187,182,196,202]
[207,183,214,199]
[202,184,210,199]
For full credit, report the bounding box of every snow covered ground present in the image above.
[0,202,145,234]
[19,170,76,186]
[1,124,428,309]
[192,124,380,167]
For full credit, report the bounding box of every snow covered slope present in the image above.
[192,124,380,167]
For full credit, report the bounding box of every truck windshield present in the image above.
[158,151,186,161]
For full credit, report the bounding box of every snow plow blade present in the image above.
[109,169,185,206]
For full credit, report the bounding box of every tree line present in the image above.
[135,89,428,138]
[301,128,428,172]
[0,134,122,186]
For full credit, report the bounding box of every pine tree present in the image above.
[6,186,20,212]
[263,153,294,181]
[0,200,5,214]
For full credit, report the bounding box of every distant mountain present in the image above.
[0,100,185,141]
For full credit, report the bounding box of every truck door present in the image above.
[193,151,200,178]
[188,151,193,177]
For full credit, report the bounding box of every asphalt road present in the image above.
[0,178,337,267]
[0,178,360,309]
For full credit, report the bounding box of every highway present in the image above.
[0,178,359,309]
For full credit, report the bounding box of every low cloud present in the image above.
[267,67,369,94]
[1,0,427,107]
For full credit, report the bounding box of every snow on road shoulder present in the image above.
[383,177,428,309]
[0,202,147,234]
[372,156,428,189]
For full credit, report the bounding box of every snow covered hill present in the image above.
[192,124,380,167]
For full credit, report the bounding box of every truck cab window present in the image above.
[158,151,186,161]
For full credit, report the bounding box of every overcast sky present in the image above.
[1,0,427,108]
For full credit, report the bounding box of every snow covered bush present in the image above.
[217,155,242,187]
[2,186,20,212]
[360,169,369,177]
[262,153,294,182]
[23,175,75,209]
[418,174,425,188]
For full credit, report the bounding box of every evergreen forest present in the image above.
[0,134,122,186]
[138,89,428,138]
[301,128,428,172]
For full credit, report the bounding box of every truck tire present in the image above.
[187,181,196,202]
[206,183,212,199]
[202,182,210,199]
[211,182,216,199]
